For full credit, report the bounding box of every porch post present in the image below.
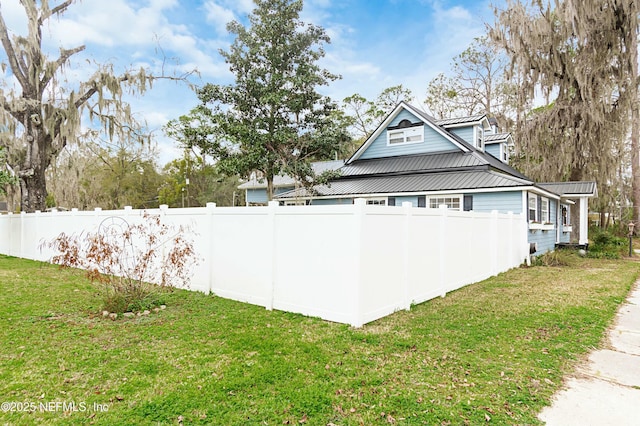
[579,196,589,246]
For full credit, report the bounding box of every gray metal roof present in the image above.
[484,133,511,143]
[276,170,532,199]
[238,159,345,189]
[340,152,484,177]
[435,114,487,127]
[538,181,598,197]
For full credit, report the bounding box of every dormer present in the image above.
[436,114,491,151]
[484,132,513,164]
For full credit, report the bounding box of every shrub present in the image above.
[588,228,626,259]
[531,250,576,267]
[44,212,198,313]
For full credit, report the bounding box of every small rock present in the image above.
[123,312,134,318]
[142,310,150,316]
[160,305,166,310]
[102,311,109,317]
[136,312,142,317]
[108,313,117,320]
[153,307,160,313]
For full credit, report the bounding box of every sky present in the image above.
[0,0,502,166]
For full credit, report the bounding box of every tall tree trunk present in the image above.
[19,130,50,212]
[266,174,274,202]
[630,7,640,227]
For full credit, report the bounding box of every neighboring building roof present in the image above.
[277,170,532,199]
[238,159,345,190]
[538,181,598,197]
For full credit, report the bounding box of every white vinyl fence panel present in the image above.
[0,199,528,326]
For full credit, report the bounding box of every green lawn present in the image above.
[0,254,638,425]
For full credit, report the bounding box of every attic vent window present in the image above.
[398,119,412,128]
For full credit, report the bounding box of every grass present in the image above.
[0,253,638,425]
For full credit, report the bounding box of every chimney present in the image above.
[488,117,499,134]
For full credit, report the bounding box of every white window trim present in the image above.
[475,126,484,151]
[528,194,537,222]
[428,195,462,211]
[540,197,550,223]
[387,126,424,146]
[366,197,387,206]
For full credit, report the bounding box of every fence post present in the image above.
[7,212,13,257]
[490,210,499,275]
[206,202,216,295]
[438,205,448,297]
[352,198,366,327]
[402,202,413,311]
[266,200,279,311]
[19,211,26,259]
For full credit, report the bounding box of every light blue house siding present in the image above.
[247,187,293,204]
[360,110,460,160]
[529,199,558,255]
[310,198,354,205]
[449,127,474,145]
[469,191,522,214]
[485,143,500,159]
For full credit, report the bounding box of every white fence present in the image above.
[0,199,529,327]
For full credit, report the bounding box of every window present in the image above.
[366,198,386,206]
[429,196,461,210]
[540,198,549,223]
[284,200,307,206]
[562,206,570,225]
[387,126,424,145]
[476,126,484,150]
[528,194,537,221]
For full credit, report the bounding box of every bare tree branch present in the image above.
[0,10,28,90]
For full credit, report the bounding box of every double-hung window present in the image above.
[528,194,537,221]
[540,198,549,223]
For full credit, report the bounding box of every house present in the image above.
[238,159,345,206]
[270,101,596,256]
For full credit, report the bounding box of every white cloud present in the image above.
[204,1,236,33]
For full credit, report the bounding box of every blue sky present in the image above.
[1,0,500,165]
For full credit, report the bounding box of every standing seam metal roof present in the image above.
[276,170,532,199]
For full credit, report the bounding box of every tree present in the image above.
[0,1,177,212]
[490,0,639,239]
[46,137,162,210]
[424,36,518,128]
[0,146,16,196]
[159,153,243,207]
[342,85,414,141]
[178,0,348,201]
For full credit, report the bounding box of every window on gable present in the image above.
[528,194,537,221]
[387,126,424,145]
[429,196,461,210]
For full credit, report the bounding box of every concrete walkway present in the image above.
[538,281,640,425]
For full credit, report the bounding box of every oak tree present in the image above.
[0,1,170,211]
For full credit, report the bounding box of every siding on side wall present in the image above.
[529,199,559,255]
[449,126,474,145]
[310,198,354,205]
[485,143,500,159]
[468,191,523,214]
[247,187,294,204]
[394,195,420,207]
[360,110,460,160]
